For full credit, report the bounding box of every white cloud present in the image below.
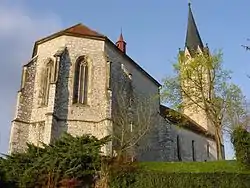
[0,2,62,154]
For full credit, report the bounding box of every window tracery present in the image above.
[73,56,89,104]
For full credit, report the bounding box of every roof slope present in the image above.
[63,23,105,38]
[160,105,215,140]
[35,23,105,45]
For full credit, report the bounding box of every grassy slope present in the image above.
[139,160,250,173]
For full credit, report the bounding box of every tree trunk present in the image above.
[215,128,223,160]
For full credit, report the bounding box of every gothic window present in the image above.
[192,140,196,161]
[41,60,53,105]
[177,135,182,161]
[73,56,88,104]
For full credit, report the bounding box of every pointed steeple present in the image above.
[116,29,126,54]
[185,3,203,53]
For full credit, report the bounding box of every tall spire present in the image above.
[185,3,203,52]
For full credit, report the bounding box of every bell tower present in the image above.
[180,3,213,133]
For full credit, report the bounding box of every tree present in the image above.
[111,70,159,161]
[161,50,246,160]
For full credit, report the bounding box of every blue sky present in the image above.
[0,0,250,159]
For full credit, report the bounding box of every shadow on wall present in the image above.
[52,48,71,140]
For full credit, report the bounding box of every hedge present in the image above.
[231,126,250,168]
[109,170,250,188]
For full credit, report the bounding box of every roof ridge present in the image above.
[63,23,82,32]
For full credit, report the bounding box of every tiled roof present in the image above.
[63,23,105,38]
[35,23,105,45]
[160,105,215,140]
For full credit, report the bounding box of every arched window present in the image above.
[73,56,88,104]
[41,60,53,105]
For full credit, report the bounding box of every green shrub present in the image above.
[232,126,250,168]
[110,170,250,188]
[0,133,110,187]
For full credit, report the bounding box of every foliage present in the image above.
[109,161,250,188]
[0,133,110,188]
[107,157,138,188]
[161,50,246,159]
[0,157,15,188]
[231,126,250,168]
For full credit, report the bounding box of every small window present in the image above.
[177,135,181,161]
[21,66,27,89]
[192,140,196,161]
[221,144,225,159]
[207,143,210,158]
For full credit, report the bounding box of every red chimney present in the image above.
[116,32,126,54]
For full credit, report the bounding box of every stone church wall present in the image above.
[105,43,159,95]
[32,35,112,152]
[104,43,174,161]
[9,121,30,153]
[172,126,217,161]
[9,57,37,153]
[31,36,66,122]
[17,60,36,121]
[135,115,176,161]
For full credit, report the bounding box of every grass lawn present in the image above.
[139,160,250,173]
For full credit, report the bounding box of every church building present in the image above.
[9,4,224,161]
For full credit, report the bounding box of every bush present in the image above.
[0,133,110,187]
[231,126,250,168]
[108,158,138,188]
[110,170,250,188]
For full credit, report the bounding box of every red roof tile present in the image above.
[35,23,105,45]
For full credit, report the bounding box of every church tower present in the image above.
[180,3,213,133]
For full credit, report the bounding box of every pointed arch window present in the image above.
[73,56,88,104]
[41,60,53,106]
